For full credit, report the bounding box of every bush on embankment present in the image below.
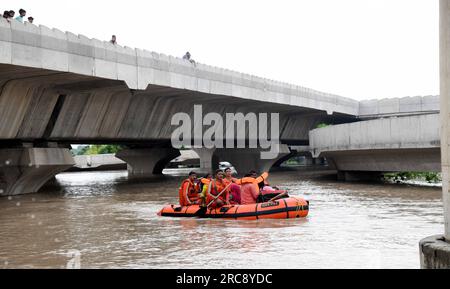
[383,172,441,184]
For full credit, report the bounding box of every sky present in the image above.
[2,0,439,100]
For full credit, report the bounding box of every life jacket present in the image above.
[206,179,230,208]
[200,178,211,191]
[179,179,200,206]
[238,172,269,193]
[234,172,268,184]
[224,177,239,184]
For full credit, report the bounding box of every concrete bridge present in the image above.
[70,150,199,172]
[358,96,439,119]
[0,18,442,196]
[0,18,362,196]
[309,113,440,181]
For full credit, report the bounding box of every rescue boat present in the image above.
[157,196,309,220]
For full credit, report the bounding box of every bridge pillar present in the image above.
[214,145,291,176]
[419,0,450,269]
[193,148,220,174]
[0,148,74,196]
[116,148,180,179]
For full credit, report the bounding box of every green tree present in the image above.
[71,145,123,156]
[316,123,329,129]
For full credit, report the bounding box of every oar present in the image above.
[195,182,232,217]
[268,191,289,203]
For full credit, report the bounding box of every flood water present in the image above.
[0,169,444,269]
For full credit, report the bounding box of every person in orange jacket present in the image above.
[179,171,201,206]
[240,174,261,205]
[223,168,242,204]
[236,171,269,192]
[206,170,231,209]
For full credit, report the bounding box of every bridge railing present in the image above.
[358,95,440,118]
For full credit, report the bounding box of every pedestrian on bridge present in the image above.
[110,35,117,45]
[183,51,196,66]
[8,10,15,20]
[2,11,9,21]
[15,9,26,23]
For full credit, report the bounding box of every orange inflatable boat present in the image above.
[157,196,309,220]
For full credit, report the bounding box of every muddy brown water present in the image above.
[0,169,443,268]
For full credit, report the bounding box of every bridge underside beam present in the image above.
[0,148,74,196]
[116,148,180,179]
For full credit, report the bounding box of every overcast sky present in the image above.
[2,0,439,100]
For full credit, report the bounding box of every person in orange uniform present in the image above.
[240,174,261,205]
[200,173,213,190]
[223,168,241,205]
[237,171,270,205]
[199,173,213,205]
[224,168,239,184]
[206,170,231,209]
[179,171,201,206]
[236,171,269,193]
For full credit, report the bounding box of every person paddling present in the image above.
[206,170,231,209]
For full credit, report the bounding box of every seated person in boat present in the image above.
[230,170,269,189]
[257,185,289,203]
[206,169,231,209]
[239,170,277,205]
[199,173,213,204]
[200,173,213,189]
[239,171,269,193]
[224,168,241,205]
[250,170,270,188]
[240,173,261,205]
[179,171,201,206]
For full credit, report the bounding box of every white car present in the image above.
[219,162,238,175]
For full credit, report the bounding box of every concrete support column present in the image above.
[419,0,450,269]
[116,148,180,179]
[214,145,291,176]
[193,148,219,174]
[0,148,74,196]
[441,0,450,242]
